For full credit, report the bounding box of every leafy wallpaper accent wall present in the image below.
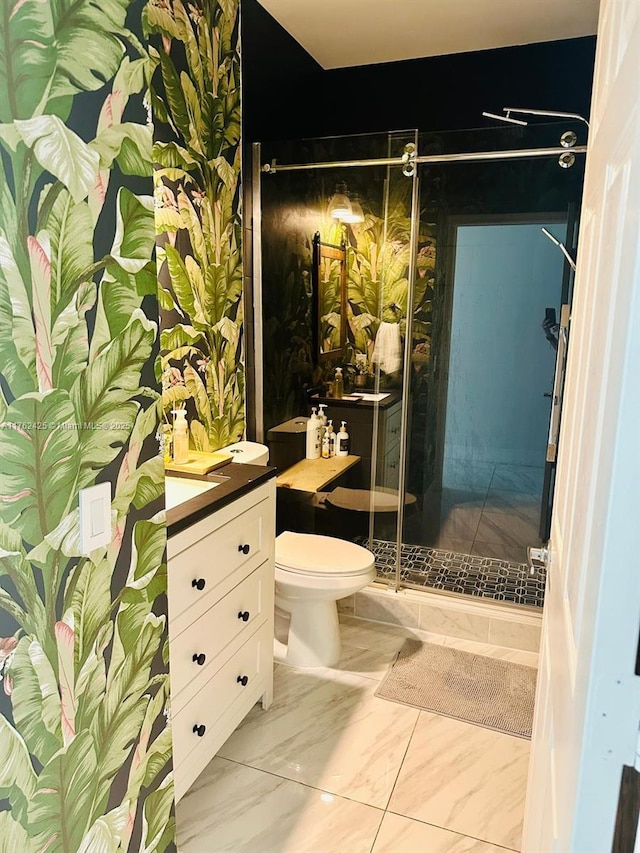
[147,0,245,452]
[0,1,174,850]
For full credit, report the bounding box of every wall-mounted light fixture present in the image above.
[340,192,365,224]
[328,182,352,219]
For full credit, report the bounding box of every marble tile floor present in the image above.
[404,463,546,566]
[176,615,536,853]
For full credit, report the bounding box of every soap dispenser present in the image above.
[172,408,189,464]
[326,419,336,457]
[336,420,350,457]
[306,407,321,459]
[321,425,331,459]
[334,367,344,399]
[317,403,328,441]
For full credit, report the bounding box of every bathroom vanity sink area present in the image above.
[166,461,276,536]
[166,462,277,801]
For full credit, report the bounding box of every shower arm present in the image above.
[502,107,590,129]
[541,227,577,272]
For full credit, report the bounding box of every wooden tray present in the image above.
[165,450,233,475]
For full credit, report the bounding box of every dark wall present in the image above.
[241,0,596,142]
[241,0,324,142]
[318,37,597,138]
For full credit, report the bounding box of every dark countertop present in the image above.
[167,462,277,537]
[309,390,402,409]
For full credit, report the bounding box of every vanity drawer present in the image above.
[169,496,273,630]
[170,560,272,710]
[382,403,402,448]
[172,621,272,771]
[380,441,401,489]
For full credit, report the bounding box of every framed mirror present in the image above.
[312,231,347,363]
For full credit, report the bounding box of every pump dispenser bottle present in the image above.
[326,419,336,457]
[321,427,331,459]
[317,403,328,444]
[306,407,321,459]
[334,368,344,399]
[172,408,189,464]
[336,420,350,457]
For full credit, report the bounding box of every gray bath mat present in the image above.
[375,639,536,739]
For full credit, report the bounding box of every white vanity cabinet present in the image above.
[167,479,276,801]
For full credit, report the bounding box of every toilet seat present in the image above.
[275,531,375,577]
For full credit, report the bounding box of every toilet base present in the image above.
[279,598,341,668]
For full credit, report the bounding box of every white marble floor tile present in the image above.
[372,813,511,853]
[388,712,530,849]
[339,613,448,655]
[275,636,398,682]
[218,662,420,808]
[177,757,383,853]
[329,642,399,681]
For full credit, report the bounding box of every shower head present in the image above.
[482,107,590,130]
[502,107,590,129]
[482,110,528,126]
[541,228,577,272]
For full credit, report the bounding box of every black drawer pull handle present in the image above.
[238,543,250,555]
[237,675,249,687]
[193,724,206,737]
[192,653,206,666]
[192,578,206,591]
[238,610,250,622]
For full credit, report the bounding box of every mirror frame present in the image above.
[312,231,347,364]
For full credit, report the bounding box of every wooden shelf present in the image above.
[276,455,361,493]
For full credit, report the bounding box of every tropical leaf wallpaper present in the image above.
[147,0,245,452]
[0,0,176,849]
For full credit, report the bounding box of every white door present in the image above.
[522,0,640,850]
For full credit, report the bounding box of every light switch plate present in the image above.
[79,482,112,554]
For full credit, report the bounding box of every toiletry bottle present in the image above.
[334,367,344,399]
[321,427,331,459]
[317,403,328,443]
[336,420,350,457]
[326,419,336,457]
[172,409,189,464]
[306,408,321,459]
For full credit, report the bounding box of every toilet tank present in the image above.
[266,417,309,472]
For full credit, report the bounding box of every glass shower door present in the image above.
[366,131,420,590]
[397,125,586,606]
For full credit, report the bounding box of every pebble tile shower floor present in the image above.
[359,538,546,608]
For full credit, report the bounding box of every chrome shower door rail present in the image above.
[262,146,588,174]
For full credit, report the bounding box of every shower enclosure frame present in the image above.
[247,132,588,596]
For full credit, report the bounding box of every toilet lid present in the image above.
[275,531,375,576]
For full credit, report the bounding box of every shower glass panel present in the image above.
[256,120,587,610]
[258,131,412,544]
[396,123,586,607]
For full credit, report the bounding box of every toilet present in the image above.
[221,440,377,667]
[275,532,376,667]
[223,440,271,465]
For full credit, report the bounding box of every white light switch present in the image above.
[79,482,112,554]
